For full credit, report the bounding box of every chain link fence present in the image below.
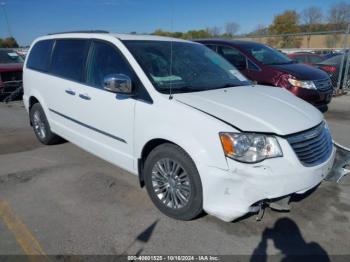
[236,26,350,94]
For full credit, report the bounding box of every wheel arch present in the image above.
[29,96,39,109]
[28,96,40,125]
[27,93,50,126]
[138,138,179,187]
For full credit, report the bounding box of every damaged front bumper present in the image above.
[324,142,350,183]
[254,142,350,221]
[200,140,349,222]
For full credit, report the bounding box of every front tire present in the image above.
[144,143,203,220]
[30,103,62,145]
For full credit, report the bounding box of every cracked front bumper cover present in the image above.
[325,142,350,183]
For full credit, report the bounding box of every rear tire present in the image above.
[144,143,203,220]
[30,103,62,145]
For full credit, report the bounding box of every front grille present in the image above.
[0,71,22,82]
[313,78,333,92]
[286,122,333,167]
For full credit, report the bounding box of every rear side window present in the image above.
[26,40,53,71]
[50,39,89,81]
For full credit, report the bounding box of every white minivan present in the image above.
[23,31,336,222]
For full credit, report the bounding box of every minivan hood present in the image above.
[175,85,323,136]
[270,63,329,80]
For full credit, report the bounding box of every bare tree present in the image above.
[254,24,268,35]
[301,6,323,27]
[328,1,350,29]
[206,26,221,37]
[225,22,240,37]
[301,6,323,47]
[253,24,269,43]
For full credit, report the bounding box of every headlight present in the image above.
[288,78,316,89]
[219,133,282,163]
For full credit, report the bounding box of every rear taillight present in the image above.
[319,65,337,73]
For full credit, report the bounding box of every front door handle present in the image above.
[79,93,91,100]
[65,89,76,95]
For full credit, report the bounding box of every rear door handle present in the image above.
[79,93,91,100]
[65,89,76,95]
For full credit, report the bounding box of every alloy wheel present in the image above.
[151,158,191,209]
[33,111,46,140]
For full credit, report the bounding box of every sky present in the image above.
[0,0,346,46]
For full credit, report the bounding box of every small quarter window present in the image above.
[27,40,54,71]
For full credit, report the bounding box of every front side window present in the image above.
[217,46,247,69]
[205,45,217,52]
[124,41,250,94]
[86,41,134,88]
[241,44,293,65]
[50,39,89,81]
[247,59,260,71]
[26,40,53,71]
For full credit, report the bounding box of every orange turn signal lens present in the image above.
[220,133,234,156]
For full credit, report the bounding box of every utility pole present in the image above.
[1,2,12,37]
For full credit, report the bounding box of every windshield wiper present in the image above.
[158,82,246,94]
[158,86,204,93]
[212,82,245,89]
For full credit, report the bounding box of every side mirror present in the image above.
[103,74,132,94]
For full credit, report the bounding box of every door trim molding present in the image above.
[49,108,127,144]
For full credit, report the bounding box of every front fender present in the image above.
[135,125,228,172]
[134,99,234,173]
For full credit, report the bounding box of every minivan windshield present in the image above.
[240,44,293,66]
[123,40,250,94]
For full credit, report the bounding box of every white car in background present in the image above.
[23,31,335,222]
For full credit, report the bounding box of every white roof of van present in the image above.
[42,31,191,42]
[113,33,189,42]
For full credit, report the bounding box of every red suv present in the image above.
[196,40,333,112]
[0,49,23,102]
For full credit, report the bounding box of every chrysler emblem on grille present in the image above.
[304,131,319,140]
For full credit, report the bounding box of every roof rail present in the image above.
[48,30,109,35]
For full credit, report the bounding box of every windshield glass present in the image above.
[0,50,24,64]
[240,44,293,65]
[123,40,250,93]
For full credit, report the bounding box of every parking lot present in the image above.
[0,97,349,258]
